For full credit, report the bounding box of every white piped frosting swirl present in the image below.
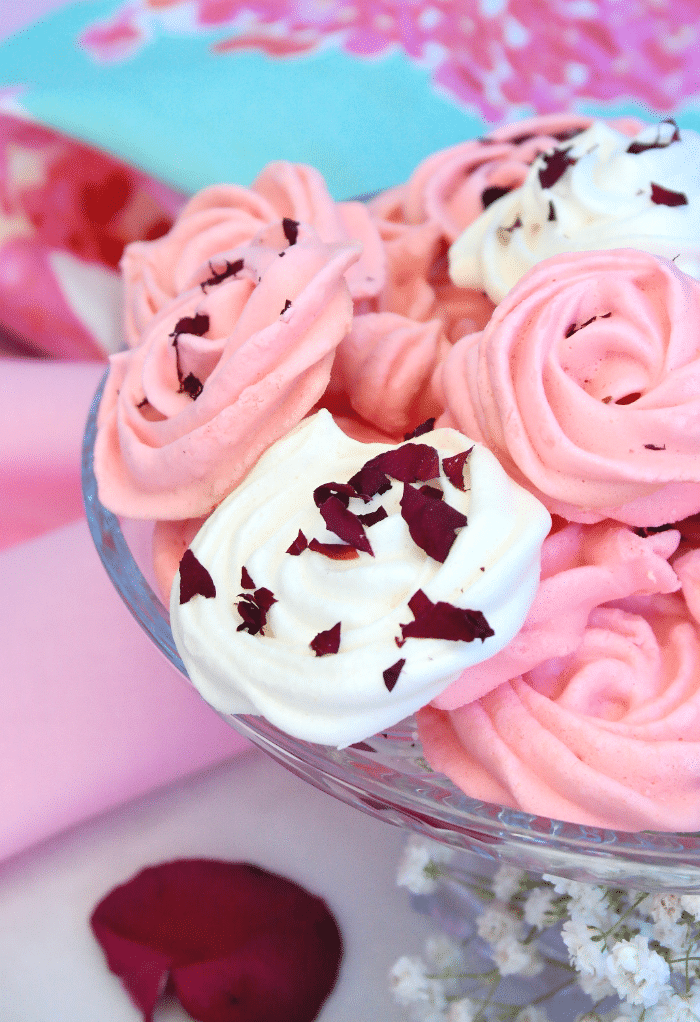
[449,120,700,303]
[171,409,551,747]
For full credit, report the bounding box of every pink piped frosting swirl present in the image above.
[418,590,700,832]
[416,521,700,831]
[95,223,359,519]
[122,161,384,346]
[438,248,700,527]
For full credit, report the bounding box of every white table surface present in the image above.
[0,748,436,1022]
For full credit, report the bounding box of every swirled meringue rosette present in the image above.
[122,160,385,346]
[326,312,450,440]
[432,521,682,711]
[94,223,360,519]
[449,119,700,303]
[438,248,700,528]
[417,583,700,832]
[363,115,641,343]
[170,410,550,747]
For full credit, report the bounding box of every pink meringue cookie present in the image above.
[386,114,643,243]
[94,223,359,519]
[438,249,700,527]
[432,521,681,710]
[363,204,495,343]
[122,161,384,346]
[418,590,700,832]
[327,312,450,438]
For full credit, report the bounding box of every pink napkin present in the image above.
[0,356,249,862]
[0,114,250,863]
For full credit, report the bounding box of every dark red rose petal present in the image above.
[282,217,299,245]
[236,597,264,635]
[201,258,244,291]
[349,444,439,497]
[286,530,308,555]
[253,587,277,614]
[236,587,277,634]
[308,538,359,560]
[383,658,405,693]
[403,417,436,440]
[240,566,255,589]
[179,549,216,604]
[419,484,444,500]
[90,859,342,1022]
[319,495,373,556]
[310,621,341,656]
[358,506,388,527]
[180,372,204,400]
[676,512,700,544]
[481,185,511,208]
[400,589,494,644]
[627,119,680,154]
[170,313,210,340]
[442,448,473,491]
[312,481,362,509]
[400,483,467,562]
[650,182,688,207]
[537,146,576,188]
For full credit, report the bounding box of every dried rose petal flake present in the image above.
[650,182,688,207]
[286,530,308,555]
[319,495,373,555]
[179,549,216,605]
[403,417,436,440]
[310,621,341,656]
[308,538,359,560]
[400,589,494,644]
[442,448,472,491]
[349,443,439,497]
[90,858,342,1022]
[400,483,467,563]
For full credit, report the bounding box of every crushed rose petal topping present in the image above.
[442,448,473,491]
[179,549,216,605]
[310,622,341,656]
[400,589,494,645]
[236,587,277,635]
[400,483,467,563]
[383,659,406,693]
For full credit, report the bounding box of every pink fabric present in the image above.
[0,355,248,862]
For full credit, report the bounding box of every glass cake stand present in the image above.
[83,374,700,893]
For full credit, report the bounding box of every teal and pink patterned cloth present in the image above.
[1,0,699,861]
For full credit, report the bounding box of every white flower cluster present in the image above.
[390,836,700,1022]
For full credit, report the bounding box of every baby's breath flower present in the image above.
[646,990,700,1022]
[389,956,436,1005]
[492,934,542,977]
[644,894,683,925]
[605,934,671,1007]
[561,917,607,977]
[523,887,557,930]
[577,968,616,1001]
[567,884,613,929]
[492,864,524,901]
[680,895,700,921]
[445,997,477,1022]
[476,903,522,946]
[424,934,464,974]
[396,835,455,895]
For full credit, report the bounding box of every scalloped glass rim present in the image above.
[83,373,700,891]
